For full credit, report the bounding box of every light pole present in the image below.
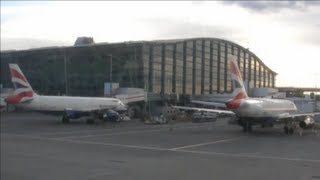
[109,54,113,96]
[314,73,319,111]
[64,49,68,95]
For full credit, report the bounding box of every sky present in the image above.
[1,1,320,88]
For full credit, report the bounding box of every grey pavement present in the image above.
[1,112,320,180]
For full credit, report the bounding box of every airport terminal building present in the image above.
[1,37,276,102]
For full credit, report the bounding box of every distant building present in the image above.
[0,37,277,102]
[74,37,95,46]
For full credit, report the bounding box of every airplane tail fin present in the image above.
[5,64,35,104]
[228,55,248,101]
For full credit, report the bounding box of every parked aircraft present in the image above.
[173,56,319,134]
[5,64,127,124]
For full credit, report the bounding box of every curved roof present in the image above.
[146,37,277,75]
[1,37,276,75]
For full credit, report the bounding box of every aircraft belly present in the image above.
[262,110,283,118]
[236,106,264,118]
[37,97,69,112]
[39,101,62,111]
[16,102,36,110]
[237,110,283,118]
[18,96,121,113]
[237,108,295,119]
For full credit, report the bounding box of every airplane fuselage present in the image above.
[173,56,318,134]
[232,98,297,119]
[15,95,126,112]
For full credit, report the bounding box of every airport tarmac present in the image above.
[1,112,320,180]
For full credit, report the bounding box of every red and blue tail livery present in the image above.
[173,55,319,134]
[226,55,248,109]
[4,63,127,124]
[5,64,34,104]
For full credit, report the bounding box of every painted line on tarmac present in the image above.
[175,149,320,163]
[1,123,206,139]
[2,133,320,163]
[1,133,170,151]
[22,125,169,136]
[170,136,245,150]
[57,138,170,151]
[56,129,171,139]
[50,124,216,139]
[33,127,153,136]
[23,123,211,136]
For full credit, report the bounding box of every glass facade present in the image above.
[1,44,144,96]
[175,43,184,94]
[212,41,219,93]
[1,38,277,97]
[141,39,276,96]
[203,40,210,94]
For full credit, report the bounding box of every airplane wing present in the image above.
[190,100,227,108]
[81,107,127,113]
[77,101,127,114]
[278,112,320,120]
[172,105,235,115]
[274,112,320,129]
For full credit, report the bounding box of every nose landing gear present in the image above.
[241,119,252,133]
[284,125,294,135]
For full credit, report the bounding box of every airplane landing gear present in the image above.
[284,126,289,134]
[284,126,294,135]
[62,114,70,124]
[86,113,96,124]
[289,128,294,135]
[86,118,95,124]
[242,120,252,133]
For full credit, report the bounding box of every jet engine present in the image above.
[299,116,315,129]
[103,110,120,122]
[64,109,89,119]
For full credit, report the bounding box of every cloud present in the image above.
[222,1,320,12]
[191,1,206,6]
[1,1,319,87]
[145,19,224,38]
[302,30,320,46]
[139,17,248,45]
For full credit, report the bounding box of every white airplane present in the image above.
[173,56,319,134]
[5,64,127,124]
